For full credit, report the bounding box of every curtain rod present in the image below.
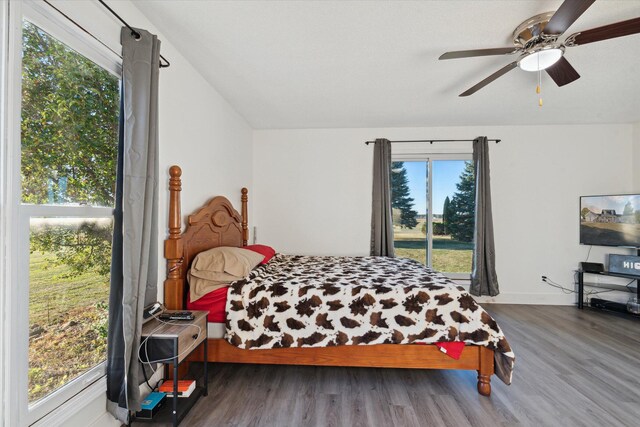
[364,138,500,145]
[97,0,170,68]
[42,0,170,68]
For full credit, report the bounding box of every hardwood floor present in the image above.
[178,305,639,427]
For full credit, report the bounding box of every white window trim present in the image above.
[30,375,108,427]
[20,205,113,218]
[3,1,27,425]
[2,1,122,425]
[0,0,10,425]
[391,154,474,281]
[22,0,121,78]
[393,153,472,162]
[28,364,107,426]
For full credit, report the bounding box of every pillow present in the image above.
[187,274,230,302]
[188,246,263,302]
[244,244,276,264]
[191,246,264,276]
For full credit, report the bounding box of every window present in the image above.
[391,157,475,278]
[18,19,119,422]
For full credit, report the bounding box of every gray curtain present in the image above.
[470,136,499,296]
[107,27,160,422]
[370,138,395,256]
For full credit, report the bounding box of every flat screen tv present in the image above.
[580,194,640,248]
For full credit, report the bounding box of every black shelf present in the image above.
[133,387,204,427]
[577,270,639,311]
[585,270,640,281]
[581,281,637,293]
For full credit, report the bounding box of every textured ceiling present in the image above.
[134,0,640,129]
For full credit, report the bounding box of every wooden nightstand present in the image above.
[136,310,208,427]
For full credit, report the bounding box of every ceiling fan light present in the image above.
[518,48,563,72]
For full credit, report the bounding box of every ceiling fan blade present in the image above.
[544,0,595,35]
[545,56,580,87]
[568,17,640,45]
[439,48,518,60]
[459,62,518,97]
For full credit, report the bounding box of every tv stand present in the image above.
[576,269,639,310]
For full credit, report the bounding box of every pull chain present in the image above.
[537,70,543,107]
[536,54,543,107]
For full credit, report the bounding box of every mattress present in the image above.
[207,322,226,339]
[187,287,228,338]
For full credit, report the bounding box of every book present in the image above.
[159,380,196,398]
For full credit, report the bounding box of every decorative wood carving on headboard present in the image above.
[163,165,248,310]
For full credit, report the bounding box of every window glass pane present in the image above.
[392,159,475,275]
[21,21,119,207]
[28,217,112,404]
[432,160,475,273]
[392,161,427,265]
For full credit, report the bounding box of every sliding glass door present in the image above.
[391,157,475,278]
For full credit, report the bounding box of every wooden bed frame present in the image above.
[163,165,495,396]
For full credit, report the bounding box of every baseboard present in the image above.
[452,282,578,305]
[474,292,576,305]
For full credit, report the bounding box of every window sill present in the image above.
[30,376,111,427]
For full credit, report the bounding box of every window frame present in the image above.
[0,0,12,425]
[3,1,122,425]
[392,153,474,280]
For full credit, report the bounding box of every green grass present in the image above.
[394,247,472,273]
[28,251,109,402]
[394,237,473,251]
[29,251,109,326]
[394,220,473,273]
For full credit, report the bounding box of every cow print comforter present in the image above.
[225,254,514,384]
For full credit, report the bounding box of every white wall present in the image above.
[253,124,634,306]
[1,1,252,426]
[634,122,640,189]
[253,129,373,255]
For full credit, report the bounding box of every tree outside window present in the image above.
[21,21,118,403]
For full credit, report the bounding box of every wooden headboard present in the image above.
[163,165,248,310]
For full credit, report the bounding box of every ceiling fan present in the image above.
[439,0,640,96]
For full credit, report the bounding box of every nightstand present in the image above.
[136,310,208,427]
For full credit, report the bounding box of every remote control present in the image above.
[159,312,194,321]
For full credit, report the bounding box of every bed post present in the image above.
[241,187,248,246]
[477,346,494,396]
[164,165,185,310]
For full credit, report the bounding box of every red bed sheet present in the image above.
[186,286,228,323]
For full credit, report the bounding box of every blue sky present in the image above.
[402,161,467,215]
